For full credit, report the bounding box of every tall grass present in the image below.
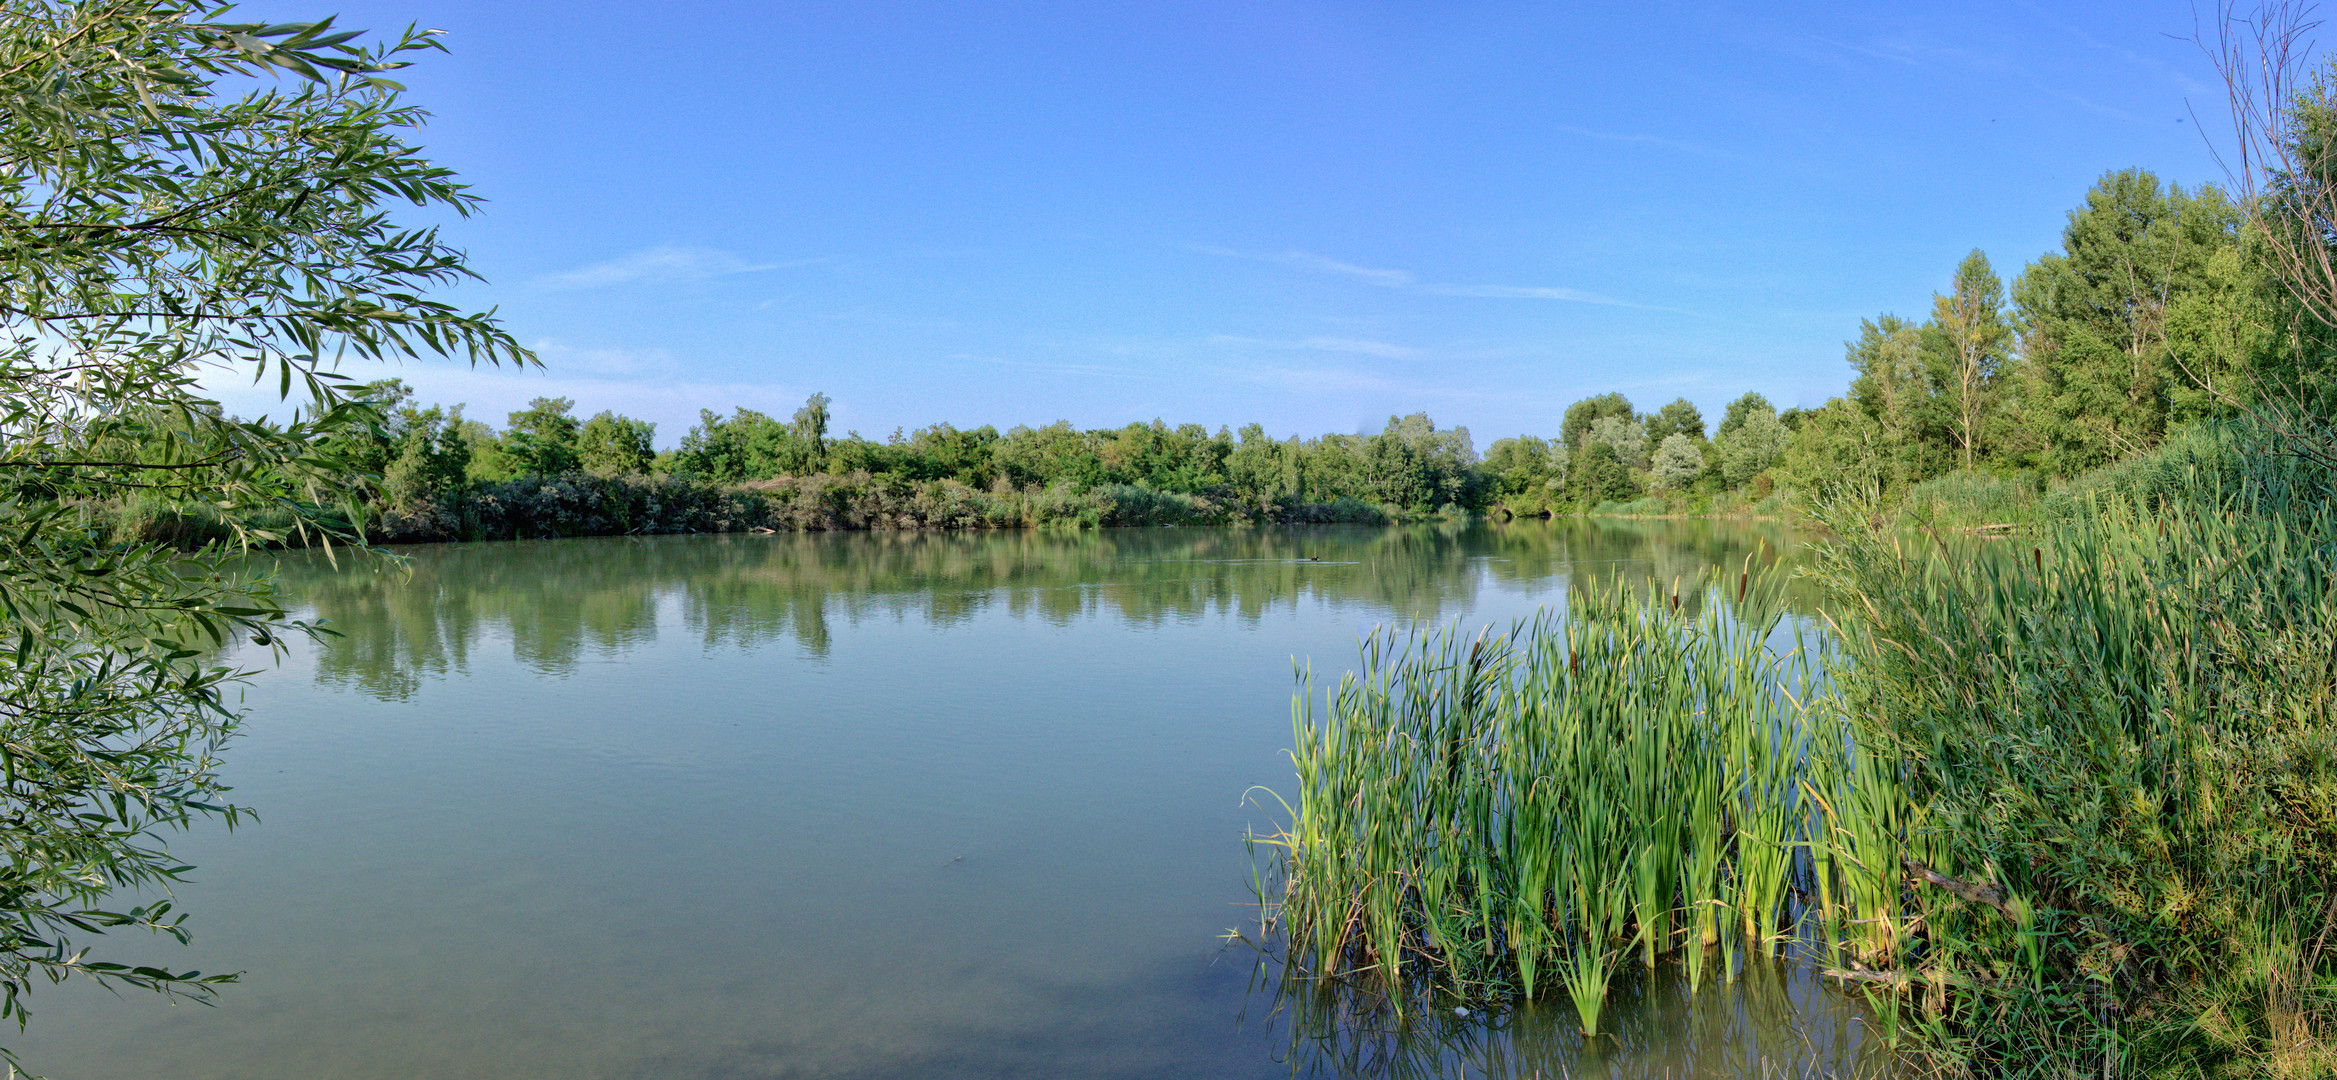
[1249,567,1867,1037]
[1804,415,2337,1078]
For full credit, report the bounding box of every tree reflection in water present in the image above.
[268,519,1809,703]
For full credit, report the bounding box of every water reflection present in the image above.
[278,519,1804,702]
[16,518,1872,1080]
[1259,945,1895,1078]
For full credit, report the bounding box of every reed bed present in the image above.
[1251,417,2337,1076]
[1805,438,2337,1077]
[1249,570,1908,1038]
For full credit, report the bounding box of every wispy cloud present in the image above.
[1230,363,1512,405]
[950,354,1148,380]
[1419,283,1636,305]
[533,245,823,290]
[1554,124,1734,160]
[526,338,678,377]
[1195,245,1675,312]
[1268,252,1416,288]
[1800,32,2141,124]
[1209,334,1418,359]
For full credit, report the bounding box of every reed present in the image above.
[1252,567,1856,1036]
[1801,414,2337,1077]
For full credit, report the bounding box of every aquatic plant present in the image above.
[1250,565,1855,1036]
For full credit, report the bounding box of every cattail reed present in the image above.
[1250,570,1883,1036]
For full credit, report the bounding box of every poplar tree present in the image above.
[1926,251,2010,470]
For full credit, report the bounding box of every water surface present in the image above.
[15,519,1877,1078]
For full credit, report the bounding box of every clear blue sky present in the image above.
[227,1,2236,448]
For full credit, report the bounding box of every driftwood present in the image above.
[1821,967,1995,989]
[1903,857,2015,914]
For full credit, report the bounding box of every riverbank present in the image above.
[102,470,1466,549]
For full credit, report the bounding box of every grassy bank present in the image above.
[1251,414,2337,1077]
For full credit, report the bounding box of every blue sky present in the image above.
[227,1,2237,448]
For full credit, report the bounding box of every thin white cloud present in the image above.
[1554,124,1734,159]
[533,246,821,291]
[1418,283,1638,306]
[1270,252,1416,288]
[525,338,678,378]
[1196,245,1673,312]
[1802,32,2140,124]
[1209,334,1418,359]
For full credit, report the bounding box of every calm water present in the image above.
[17,519,1881,1079]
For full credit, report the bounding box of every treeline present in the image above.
[1785,169,2332,497]
[105,167,2332,548]
[287,386,1508,543]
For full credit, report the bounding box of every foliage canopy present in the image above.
[0,0,527,1040]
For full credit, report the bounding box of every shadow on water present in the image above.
[273,518,1809,702]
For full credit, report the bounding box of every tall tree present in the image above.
[1560,393,1635,452]
[1845,315,1947,487]
[503,397,583,477]
[2012,171,2242,473]
[1649,433,1705,491]
[1927,250,2010,469]
[1643,397,1707,455]
[1716,392,1776,441]
[788,393,831,474]
[577,411,657,476]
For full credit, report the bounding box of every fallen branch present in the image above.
[1903,857,2014,914]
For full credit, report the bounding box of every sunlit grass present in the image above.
[1246,564,1898,1041]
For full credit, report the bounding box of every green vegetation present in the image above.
[1251,416,2337,1077]
[1251,572,1818,1038]
[1243,20,2337,1072]
[0,0,527,1054]
[78,152,2326,549]
[1808,415,2337,1078]
[189,159,2298,545]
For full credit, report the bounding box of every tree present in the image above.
[1643,398,1707,456]
[1572,442,1636,502]
[1845,315,1950,488]
[577,411,656,476]
[1483,436,1567,500]
[1560,393,1635,452]
[1927,250,2010,469]
[503,397,582,477]
[0,2,528,1044]
[2012,171,2245,473]
[1717,402,1788,486]
[1716,392,1776,441]
[1649,433,1705,491]
[673,407,796,482]
[787,393,831,475]
[1586,413,1648,471]
[382,404,473,506]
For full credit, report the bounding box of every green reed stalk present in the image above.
[1256,569,1857,1033]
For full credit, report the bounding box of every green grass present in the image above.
[1248,416,2337,1078]
[1247,562,1869,1040]
[1805,415,2337,1079]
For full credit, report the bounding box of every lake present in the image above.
[14,519,1887,1079]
